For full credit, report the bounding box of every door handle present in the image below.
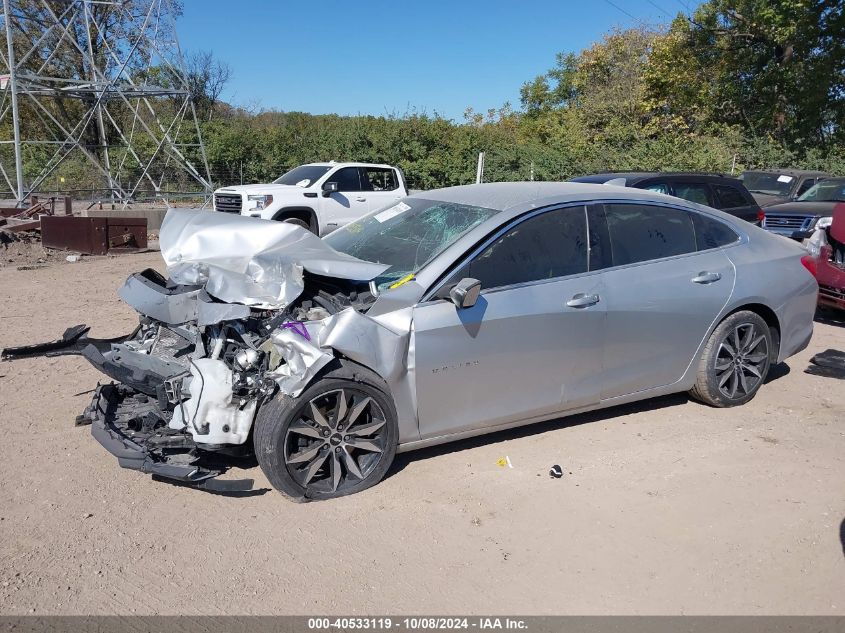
[566,293,600,308]
[355,196,367,202]
[691,271,722,284]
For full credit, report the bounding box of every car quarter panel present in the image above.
[718,229,817,363]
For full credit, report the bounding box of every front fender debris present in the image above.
[0,324,129,361]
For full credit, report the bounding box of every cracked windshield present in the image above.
[324,199,499,288]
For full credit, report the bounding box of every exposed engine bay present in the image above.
[1,209,411,493]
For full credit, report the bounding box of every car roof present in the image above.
[306,161,394,169]
[569,172,736,184]
[411,181,695,212]
[742,168,831,177]
[406,182,749,295]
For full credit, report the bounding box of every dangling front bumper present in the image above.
[80,384,255,493]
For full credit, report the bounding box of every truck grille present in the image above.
[762,214,814,231]
[214,193,242,213]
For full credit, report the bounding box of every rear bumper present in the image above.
[775,274,819,364]
[814,257,845,311]
[818,284,845,310]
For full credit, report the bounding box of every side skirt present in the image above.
[397,382,690,454]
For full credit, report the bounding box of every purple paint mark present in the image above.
[280,320,310,341]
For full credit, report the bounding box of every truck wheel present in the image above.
[689,310,772,407]
[254,362,398,501]
[276,216,312,232]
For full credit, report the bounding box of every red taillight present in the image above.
[801,254,817,276]
[756,209,765,224]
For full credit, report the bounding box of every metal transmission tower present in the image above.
[0,0,212,207]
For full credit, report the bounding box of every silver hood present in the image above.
[159,209,389,309]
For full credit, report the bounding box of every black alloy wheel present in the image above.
[690,310,773,407]
[254,361,398,501]
[283,388,388,494]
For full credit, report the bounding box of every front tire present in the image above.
[254,362,398,501]
[690,310,772,407]
[278,216,311,232]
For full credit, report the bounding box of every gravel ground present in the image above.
[0,252,843,615]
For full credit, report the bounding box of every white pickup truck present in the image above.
[212,162,408,235]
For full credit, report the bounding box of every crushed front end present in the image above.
[82,383,241,490]
[78,267,379,491]
[72,271,273,491]
[2,209,393,492]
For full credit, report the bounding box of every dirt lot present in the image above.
[0,250,843,615]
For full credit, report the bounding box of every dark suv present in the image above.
[761,177,845,240]
[740,169,830,207]
[568,172,761,223]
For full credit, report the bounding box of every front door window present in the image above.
[413,206,604,439]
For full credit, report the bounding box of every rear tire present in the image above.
[254,362,398,501]
[689,310,772,407]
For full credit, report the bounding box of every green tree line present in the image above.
[203,0,845,190]
[3,0,844,196]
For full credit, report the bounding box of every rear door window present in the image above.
[692,213,739,249]
[329,167,362,192]
[361,167,399,191]
[671,183,713,206]
[603,203,697,266]
[714,185,749,209]
[468,207,588,289]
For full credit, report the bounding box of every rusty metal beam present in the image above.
[41,216,147,254]
[3,219,41,232]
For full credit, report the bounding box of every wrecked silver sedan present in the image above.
[2,183,818,500]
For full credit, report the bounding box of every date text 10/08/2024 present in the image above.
[307,618,528,630]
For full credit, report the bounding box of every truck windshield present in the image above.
[324,198,499,289]
[740,171,794,196]
[273,165,332,187]
[797,179,845,202]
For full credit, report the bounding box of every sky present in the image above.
[178,0,697,121]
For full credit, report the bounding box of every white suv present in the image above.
[212,162,408,235]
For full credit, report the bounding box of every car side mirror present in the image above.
[449,278,482,309]
[322,181,339,197]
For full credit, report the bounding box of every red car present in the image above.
[802,202,845,311]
